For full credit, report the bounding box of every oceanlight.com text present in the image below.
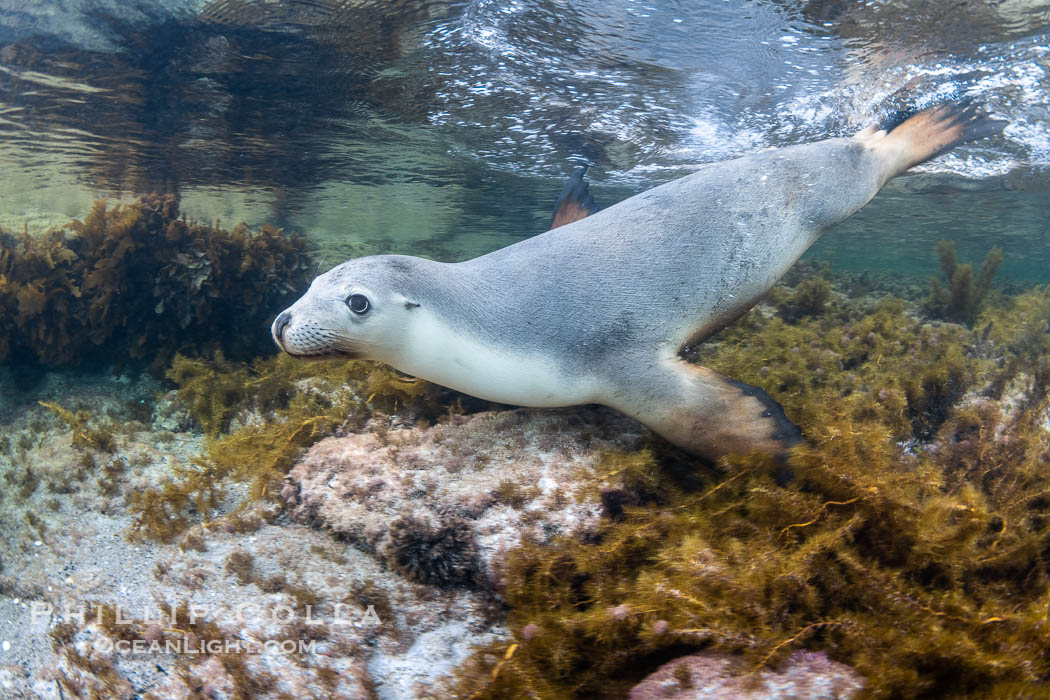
[93,637,319,655]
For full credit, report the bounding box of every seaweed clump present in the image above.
[926,240,1002,325]
[38,401,117,453]
[451,278,1050,699]
[383,515,479,587]
[775,275,832,322]
[0,195,312,367]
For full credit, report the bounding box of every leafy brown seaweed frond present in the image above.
[0,195,312,368]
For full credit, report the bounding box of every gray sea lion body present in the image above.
[462,137,873,358]
[274,102,1005,460]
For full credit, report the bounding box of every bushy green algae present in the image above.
[450,280,1050,699]
[774,272,833,322]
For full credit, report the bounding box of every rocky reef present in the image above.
[627,651,863,700]
[284,408,648,588]
[3,228,1050,698]
[447,277,1050,699]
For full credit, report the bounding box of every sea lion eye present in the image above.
[346,293,370,315]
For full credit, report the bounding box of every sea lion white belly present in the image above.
[273,100,1005,462]
[390,306,601,407]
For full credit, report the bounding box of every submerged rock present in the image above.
[628,651,863,700]
[0,371,513,699]
[284,407,648,588]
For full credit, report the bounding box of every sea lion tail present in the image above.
[860,99,1007,185]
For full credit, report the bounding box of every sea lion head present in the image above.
[271,255,423,361]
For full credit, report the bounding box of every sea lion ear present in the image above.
[548,165,597,230]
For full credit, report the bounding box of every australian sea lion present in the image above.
[272,100,1005,462]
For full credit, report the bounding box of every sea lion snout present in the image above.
[271,302,358,359]
[271,308,302,354]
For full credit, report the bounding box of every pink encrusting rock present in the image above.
[284,407,647,588]
[627,651,863,700]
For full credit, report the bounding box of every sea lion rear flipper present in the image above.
[549,165,597,229]
[861,99,1007,185]
[609,360,803,463]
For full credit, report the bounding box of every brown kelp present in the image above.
[0,195,312,368]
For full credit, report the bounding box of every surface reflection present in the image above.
[0,0,1044,277]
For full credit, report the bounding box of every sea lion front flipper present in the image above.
[608,360,803,463]
[548,165,597,229]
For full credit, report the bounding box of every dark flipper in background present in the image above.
[549,165,597,230]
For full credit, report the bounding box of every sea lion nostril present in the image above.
[274,312,292,340]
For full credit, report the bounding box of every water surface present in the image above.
[0,0,1046,278]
